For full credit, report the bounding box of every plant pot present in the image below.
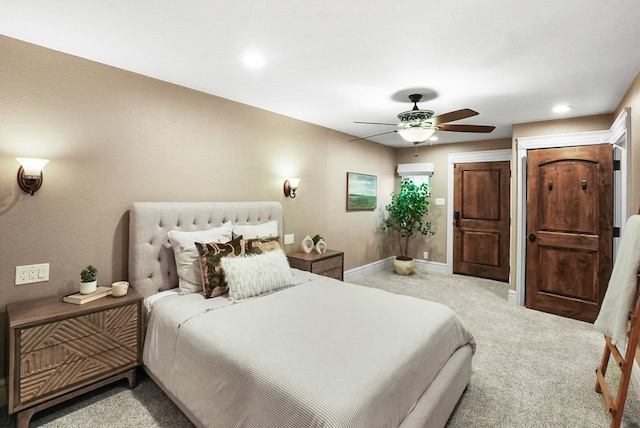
[393,257,415,275]
[80,280,97,295]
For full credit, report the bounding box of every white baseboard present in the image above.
[344,257,449,282]
[508,288,518,304]
[344,257,392,282]
[633,359,640,399]
[415,259,449,273]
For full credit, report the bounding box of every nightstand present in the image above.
[287,250,344,281]
[6,289,143,428]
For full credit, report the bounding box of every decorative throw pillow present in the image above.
[243,236,282,255]
[168,222,233,293]
[221,249,293,301]
[196,235,244,298]
[232,221,278,240]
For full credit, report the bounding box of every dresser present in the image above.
[6,290,143,428]
[287,250,344,281]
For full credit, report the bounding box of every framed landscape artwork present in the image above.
[346,172,377,210]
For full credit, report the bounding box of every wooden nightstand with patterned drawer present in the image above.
[6,289,143,428]
[287,250,344,281]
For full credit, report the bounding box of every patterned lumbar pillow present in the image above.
[242,236,282,255]
[221,249,293,301]
[231,221,278,240]
[196,235,244,298]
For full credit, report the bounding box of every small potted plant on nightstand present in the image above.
[80,265,98,294]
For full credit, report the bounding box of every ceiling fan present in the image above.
[352,94,495,145]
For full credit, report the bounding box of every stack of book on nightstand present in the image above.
[63,286,112,305]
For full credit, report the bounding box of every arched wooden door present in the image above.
[525,144,613,322]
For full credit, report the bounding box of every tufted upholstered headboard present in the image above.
[128,201,283,298]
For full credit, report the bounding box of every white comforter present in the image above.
[143,270,475,428]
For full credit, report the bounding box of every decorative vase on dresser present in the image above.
[315,239,327,254]
[301,235,314,253]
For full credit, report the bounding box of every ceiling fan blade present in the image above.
[430,109,479,125]
[354,121,397,126]
[349,130,398,142]
[438,124,496,133]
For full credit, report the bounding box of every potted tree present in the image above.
[80,264,98,294]
[381,178,435,275]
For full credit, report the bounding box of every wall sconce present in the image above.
[17,157,49,195]
[283,178,299,198]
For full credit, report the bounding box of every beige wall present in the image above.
[0,36,398,385]
[394,138,513,263]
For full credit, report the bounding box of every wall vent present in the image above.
[397,163,435,176]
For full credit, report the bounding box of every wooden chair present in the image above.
[595,205,640,428]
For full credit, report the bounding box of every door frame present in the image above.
[447,149,512,275]
[515,109,629,306]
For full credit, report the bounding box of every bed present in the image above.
[128,201,475,428]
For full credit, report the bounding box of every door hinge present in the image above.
[613,227,621,238]
[613,160,621,171]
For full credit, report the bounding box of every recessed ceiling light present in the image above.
[552,104,572,113]
[242,52,265,68]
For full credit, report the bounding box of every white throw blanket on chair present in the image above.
[594,215,640,345]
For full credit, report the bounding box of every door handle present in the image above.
[454,211,460,227]
[529,234,536,243]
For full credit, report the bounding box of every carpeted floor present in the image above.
[1,269,638,427]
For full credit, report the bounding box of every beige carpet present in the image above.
[1,268,638,427]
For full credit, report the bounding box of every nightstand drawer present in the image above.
[21,305,137,353]
[20,343,138,403]
[20,323,138,377]
[311,256,342,274]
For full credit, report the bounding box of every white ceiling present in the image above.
[2,1,640,148]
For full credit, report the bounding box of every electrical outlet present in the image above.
[423,252,429,260]
[15,263,50,285]
[284,234,295,245]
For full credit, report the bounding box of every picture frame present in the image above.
[346,172,377,210]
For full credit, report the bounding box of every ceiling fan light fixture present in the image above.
[397,107,437,143]
[397,125,437,143]
[354,93,493,145]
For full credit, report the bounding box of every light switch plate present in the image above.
[435,198,445,206]
[284,234,294,245]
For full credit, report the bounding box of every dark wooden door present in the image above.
[526,144,613,322]
[453,161,510,281]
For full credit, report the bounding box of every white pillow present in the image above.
[221,249,293,301]
[232,221,278,239]
[167,222,233,293]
